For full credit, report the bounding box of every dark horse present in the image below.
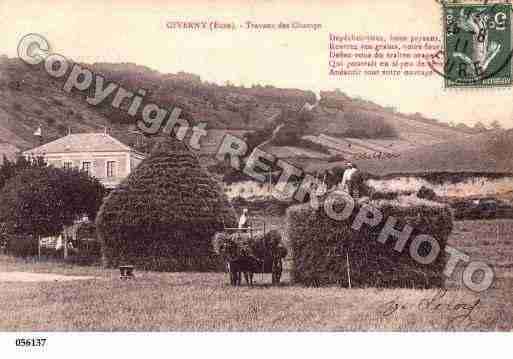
[227,255,283,286]
[227,255,261,286]
[215,231,287,287]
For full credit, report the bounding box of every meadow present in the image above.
[0,219,512,331]
[367,176,513,198]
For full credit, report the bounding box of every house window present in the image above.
[82,161,92,175]
[63,161,72,169]
[106,161,116,178]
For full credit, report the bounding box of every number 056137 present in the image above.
[15,338,47,347]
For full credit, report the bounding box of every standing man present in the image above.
[238,208,250,230]
[340,162,361,198]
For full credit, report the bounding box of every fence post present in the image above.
[346,251,352,289]
[63,232,68,260]
[262,222,265,282]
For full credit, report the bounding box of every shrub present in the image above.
[417,186,437,201]
[230,196,293,217]
[5,235,38,258]
[287,196,453,288]
[342,111,397,138]
[370,190,414,200]
[0,166,105,237]
[57,124,67,135]
[69,221,101,265]
[69,240,102,265]
[96,138,237,271]
[296,139,331,154]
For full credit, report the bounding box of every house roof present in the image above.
[23,133,140,155]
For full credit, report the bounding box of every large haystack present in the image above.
[96,138,237,271]
[287,196,453,288]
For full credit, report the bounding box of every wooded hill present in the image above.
[1,55,503,176]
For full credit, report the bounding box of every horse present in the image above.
[215,234,257,286]
[227,255,262,286]
[213,231,287,287]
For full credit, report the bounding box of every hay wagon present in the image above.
[216,222,287,286]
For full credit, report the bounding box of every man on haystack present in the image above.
[339,162,362,198]
[238,208,250,230]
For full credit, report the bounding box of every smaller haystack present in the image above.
[287,195,453,288]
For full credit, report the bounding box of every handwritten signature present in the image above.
[379,289,508,330]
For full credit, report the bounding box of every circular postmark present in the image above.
[428,1,512,88]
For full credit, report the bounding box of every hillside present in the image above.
[0,55,494,176]
[0,56,112,152]
[0,57,316,152]
[361,129,513,175]
[306,130,513,176]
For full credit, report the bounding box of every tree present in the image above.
[343,111,397,138]
[456,123,471,133]
[485,130,513,169]
[0,166,105,239]
[297,109,315,123]
[0,155,46,190]
[240,103,252,124]
[473,121,487,133]
[490,120,503,131]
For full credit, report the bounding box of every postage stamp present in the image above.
[443,1,512,88]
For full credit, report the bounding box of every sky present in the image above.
[1,0,512,128]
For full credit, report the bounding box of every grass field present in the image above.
[0,219,512,331]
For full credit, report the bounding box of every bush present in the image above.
[230,196,293,217]
[287,196,453,288]
[417,186,437,201]
[71,222,101,265]
[68,240,102,265]
[0,166,105,237]
[57,124,67,135]
[450,198,513,220]
[371,190,414,201]
[342,111,397,138]
[5,235,38,258]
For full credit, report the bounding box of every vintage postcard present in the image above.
[0,0,512,356]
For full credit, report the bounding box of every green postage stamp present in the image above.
[443,1,512,88]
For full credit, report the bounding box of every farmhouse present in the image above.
[23,132,145,189]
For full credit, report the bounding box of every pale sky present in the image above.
[1,0,512,128]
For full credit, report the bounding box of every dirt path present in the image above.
[0,271,94,282]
